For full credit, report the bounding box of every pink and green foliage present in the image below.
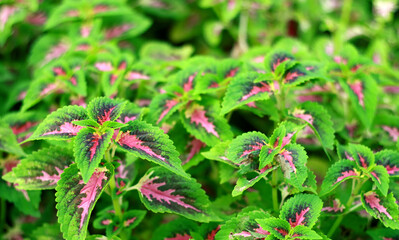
[116,120,188,178]
[87,97,127,125]
[256,217,290,239]
[136,167,216,222]
[3,146,73,190]
[227,131,268,165]
[349,144,375,170]
[215,210,270,239]
[369,165,390,196]
[56,163,113,240]
[361,191,399,229]
[320,160,360,196]
[375,150,399,177]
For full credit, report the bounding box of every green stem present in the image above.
[333,0,353,54]
[271,170,279,213]
[238,10,249,53]
[327,179,363,237]
[0,198,5,239]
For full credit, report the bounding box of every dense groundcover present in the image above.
[1,0,399,239]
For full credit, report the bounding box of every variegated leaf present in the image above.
[280,194,323,229]
[74,128,113,183]
[21,78,58,112]
[221,72,271,115]
[27,105,87,141]
[116,102,141,124]
[87,97,127,125]
[215,210,271,240]
[283,65,316,86]
[56,164,113,240]
[227,132,268,165]
[361,191,399,229]
[232,165,274,197]
[349,144,375,170]
[256,218,290,240]
[146,93,182,125]
[266,51,295,74]
[116,120,188,178]
[181,100,232,146]
[151,218,198,240]
[276,144,308,188]
[320,160,360,196]
[375,150,399,177]
[3,146,73,190]
[291,225,322,239]
[0,121,25,156]
[293,102,335,150]
[137,167,215,222]
[369,165,389,196]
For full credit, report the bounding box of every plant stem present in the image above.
[327,179,363,237]
[238,10,249,53]
[0,198,5,239]
[333,0,353,54]
[271,170,279,213]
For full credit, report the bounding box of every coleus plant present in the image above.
[2,0,399,239]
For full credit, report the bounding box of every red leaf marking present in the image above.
[294,113,313,125]
[66,9,79,17]
[358,153,368,168]
[281,150,296,173]
[382,126,399,142]
[289,207,310,228]
[95,62,113,72]
[36,167,63,186]
[11,122,37,135]
[385,165,399,175]
[241,82,271,102]
[123,217,136,227]
[80,25,91,37]
[118,132,165,161]
[253,56,264,63]
[345,151,354,161]
[105,24,132,40]
[0,6,17,31]
[140,175,201,212]
[371,171,381,184]
[233,231,251,237]
[274,227,288,237]
[126,71,150,81]
[254,224,270,235]
[70,76,77,85]
[206,225,220,240]
[110,74,118,85]
[246,102,257,108]
[272,57,291,72]
[225,67,239,78]
[285,71,304,83]
[101,219,111,225]
[117,116,137,124]
[334,170,358,184]
[40,83,57,96]
[183,73,197,92]
[384,86,399,94]
[41,122,83,136]
[273,132,295,149]
[349,80,364,107]
[157,99,179,124]
[322,199,345,212]
[297,95,323,102]
[53,67,66,76]
[351,64,361,73]
[44,42,68,64]
[364,192,392,219]
[333,56,347,64]
[89,133,102,161]
[239,142,264,158]
[98,106,116,124]
[184,139,206,164]
[93,4,110,14]
[77,169,108,229]
[26,12,47,26]
[190,107,219,137]
[118,61,126,70]
[165,233,192,240]
[383,238,394,240]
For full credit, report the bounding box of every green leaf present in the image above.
[215,210,271,240]
[221,72,271,115]
[145,93,183,125]
[293,102,335,150]
[361,191,399,229]
[369,165,390,197]
[73,119,100,128]
[280,194,323,229]
[349,143,375,170]
[203,21,223,46]
[116,120,188,178]
[0,121,25,156]
[291,225,322,239]
[375,150,399,177]
[56,163,113,240]
[181,100,233,146]
[2,146,74,190]
[340,74,378,129]
[151,218,198,240]
[102,121,127,129]
[277,144,308,189]
[201,141,236,166]
[256,217,290,240]
[30,223,63,240]
[27,105,88,141]
[74,128,113,183]
[87,97,127,125]
[320,160,360,196]
[227,131,268,165]
[136,167,216,222]
[232,166,274,197]
[264,51,295,74]
[21,77,57,112]
[259,145,279,169]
